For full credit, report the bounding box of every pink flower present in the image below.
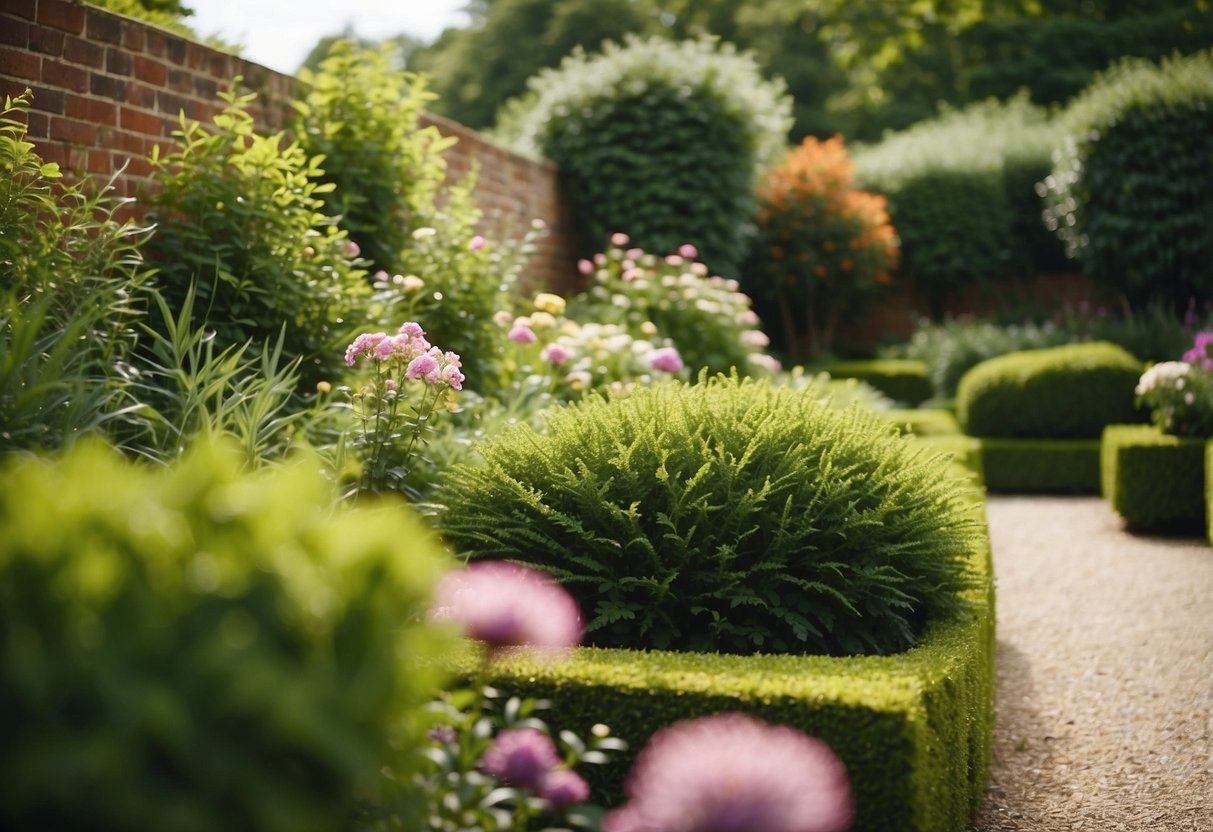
[406,353,439,381]
[541,343,572,365]
[442,363,465,391]
[344,240,361,258]
[540,768,591,808]
[664,255,684,266]
[399,321,425,339]
[373,269,390,283]
[602,713,853,832]
[509,324,538,344]
[626,247,644,261]
[649,347,684,374]
[372,338,396,360]
[678,243,698,259]
[469,235,487,251]
[384,379,398,392]
[429,561,582,656]
[481,728,561,790]
[610,232,630,246]
[578,258,595,275]
[344,332,388,366]
[741,330,771,348]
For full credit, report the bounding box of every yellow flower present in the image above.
[534,292,567,316]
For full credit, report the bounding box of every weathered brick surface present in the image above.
[8,0,576,286]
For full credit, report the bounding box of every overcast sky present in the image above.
[188,0,470,75]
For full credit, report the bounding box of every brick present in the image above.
[185,41,204,70]
[114,152,152,178]
[30,23,66,56]
[63,34,104,68]
[65,93,117,126]
[164,36,187,66]
[155,89,189,119]
[167,68,191,93]
[144,29,166,59]
[37,142,70,168]
[0,17,29,47]
[26,85,65,114]
[2,1,36,22]
[125,81,155,108]
[84,8,121,44]
[133,55,167,87]
[89,72,125,100]
[193,75,217,101]
[86,146,111,175]
[99,126,145,154]
[39,0,85,34]
[0,46,40,81]
[49,115,98,145]
[41,58,89,92]
[120,21,144,52]
[119,105,163,136]
[206,52,232,79]
[25,109,48,137]
[105,47,131,77]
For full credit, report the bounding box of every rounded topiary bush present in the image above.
[0,441,453,830]
[1042,50,1213,309]
[433,376,984,657]
[496,36,792,277]
[956,341,1143,438]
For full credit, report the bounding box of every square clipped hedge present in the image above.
[475,538,995,832]
[823,359,934,406]
[883,408,962,437]
[979,438,1102,494]
[1102,424,1206,533]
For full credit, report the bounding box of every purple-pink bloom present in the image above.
[509,324,538,344]
[602,713,853,832]
[649,347,685,374]
[542,343,572,365]
[540,768,591,808]
[429,561,582,655]
[384,378,398,392]
[345,240,361,258]
[610,232,630,246]
[442,363,465,391]
[344,332,388,366]
[406,353,440,381]
[578,258,595,275]
[470,235,487,251]
[678,243,698,259]
[481,728,562,790]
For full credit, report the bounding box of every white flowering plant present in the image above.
[1134,360,1213,438]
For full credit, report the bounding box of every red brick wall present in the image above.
[0,0,576,287]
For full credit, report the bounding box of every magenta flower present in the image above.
[649,347,684,374]
[344,332,388,366]
[406,353,440,381]
[470,235,487,251]
[429,561,582,655]
[481,728,562,790]
[540,768,591,808]
[509,324,538,344]
[542,343,572,365]
[602,713,853,832]
[678,243,698,259]
[578,258,595,275]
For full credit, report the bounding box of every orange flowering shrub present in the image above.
[750,136,898,358]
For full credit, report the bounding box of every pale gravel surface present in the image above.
[971,496,1213,831]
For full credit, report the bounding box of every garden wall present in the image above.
[0,0,577,288]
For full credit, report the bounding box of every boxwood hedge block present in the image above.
[824,359,933,405]
[474,538,995,832]
[1101,424,1206,533]
[1206,441,1213,544]
[957,342,1142,438]
[883,408,962,437]
[979,438,1102,494]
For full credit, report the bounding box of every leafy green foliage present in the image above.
[497,35,792,277]
[1042,50,1213,310]
[956,341,1143,438]
[433,376,983,656]
[0,91,152,453]
[853,95,1064,316]
[0,440,454,829]
[146,83,374,385]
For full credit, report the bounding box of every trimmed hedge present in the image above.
[979,438,1102,494]
[956,341,1142,439]
[1101,424,1206,534]
[823,359,933,406]
[883,408,962,437]
[470,532,995,832]
[1206,441,1213,544]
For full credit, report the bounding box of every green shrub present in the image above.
[823,359,933,406]
[1043,50,1213,309]
[0,440,454,829]
[434,375,984,656]
[956,341,1142,438]
[497,35,792,277]
[467,530,994,832]
[853,96,1064,314]
[978,438,1102,494]
[146,83,373,385]
[1101,424,1206,533]
[0,90,152,453]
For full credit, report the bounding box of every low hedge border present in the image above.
[978,438,1102,494]
[472,534,995,832]
[823,359,934,406]
[1205,441,1213,544]
[884,408,962,437]
[1101,424,1206,533]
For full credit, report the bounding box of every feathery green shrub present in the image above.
[497,35,792,277]
[434,375,984,656]
[1042,50,1213,309]
[0,440,453,829]
[957,342,1143,438]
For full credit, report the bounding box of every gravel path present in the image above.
[971,496,1213,831]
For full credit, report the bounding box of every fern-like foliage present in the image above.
[432,375,984,656]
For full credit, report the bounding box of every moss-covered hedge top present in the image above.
[957,341,1143,438]
[434,375,985,657]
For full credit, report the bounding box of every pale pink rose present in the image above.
[344,240,361,258]
[678,243,698,259]
[578,258,595,275]
[541,343,572,365]
[649,347,684,374]
[509,324,538,344]
[469,235,487,251]
[610,232,630,246]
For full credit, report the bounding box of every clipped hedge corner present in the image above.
[472,531,995,832]
[1101,424,1206,533]
[824,359,933,406]
[957,341,1142,438]
[979,438,1102,494]
[883,408,962,437]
